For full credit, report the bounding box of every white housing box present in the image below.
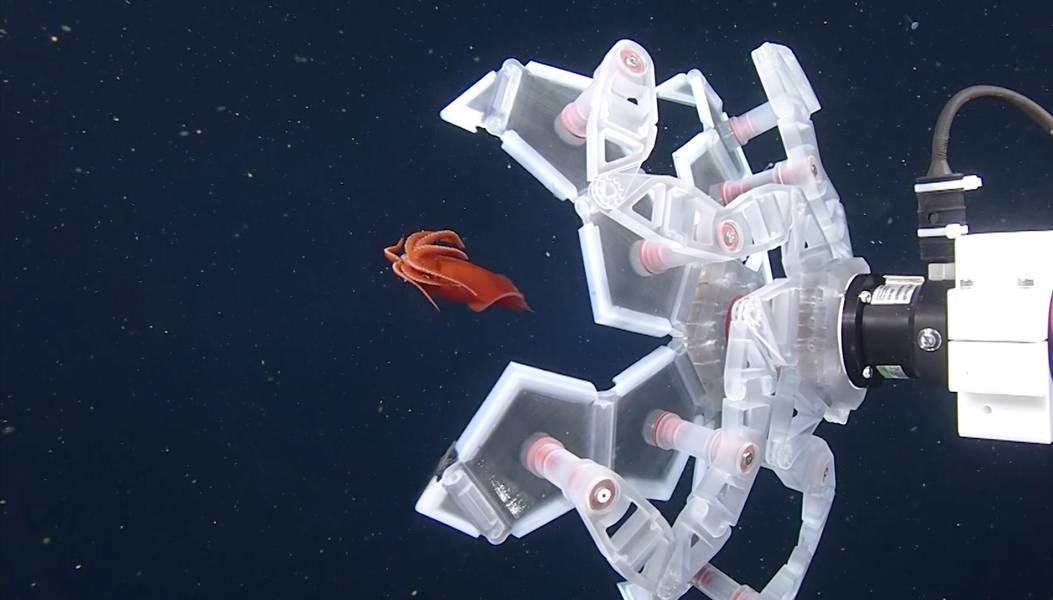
[947,231,1053,443]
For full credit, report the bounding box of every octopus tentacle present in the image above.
[384,238,406,264]
[402,255,479,296]
[403,231,429,255]
[413,243,469,262]
[397,260,443,285]
[416,230,466,249]
[393,261,441,311]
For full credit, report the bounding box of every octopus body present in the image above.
[385,230,530,312]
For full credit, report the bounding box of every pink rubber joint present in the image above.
[558,101,589,139]
[728,112,756,146]
[692,565,714,587]
[523,434,564,478]
[637,240,670,275]
[648,410,683,450]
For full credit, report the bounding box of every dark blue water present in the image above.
[3,2,1052,599]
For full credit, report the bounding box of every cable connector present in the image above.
[915,173,980,275]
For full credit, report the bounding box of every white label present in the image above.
[871,276,924,305]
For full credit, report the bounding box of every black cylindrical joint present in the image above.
[841,274,882,389]
[841,274,953,389]
[860,300,914,376]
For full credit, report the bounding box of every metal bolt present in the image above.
[858,290,873,304]
[917,327,943,352]
[862,365,874,379]
[719,221,741,252]
[619,48,647,75]
[723,228,737,247]
[739,445,756,473]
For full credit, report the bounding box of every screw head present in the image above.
[857,290,873,304]
[719,220,741,252]
[917,327,943,352]
[588,478,618,512]
[738,443,758,474]
[618,47,647,75]
[862,365,874,379]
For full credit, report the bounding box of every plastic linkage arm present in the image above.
[642,389,835,600]
[584,172,800,269]
[559,40,658,181]
[645,410,767,600]
[583,166,850,278]
[523,435,675,590]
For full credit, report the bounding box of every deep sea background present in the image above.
[3,1,1053,599]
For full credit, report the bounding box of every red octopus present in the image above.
[385,229,530,312]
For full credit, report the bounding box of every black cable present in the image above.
[927,85,1053,177]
